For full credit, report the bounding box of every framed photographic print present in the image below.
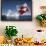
[1,0,32,21]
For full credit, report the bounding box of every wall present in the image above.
[0,0,46,38]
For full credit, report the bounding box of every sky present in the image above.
[2,0,32,15]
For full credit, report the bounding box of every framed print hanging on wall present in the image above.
[1,0,32,21]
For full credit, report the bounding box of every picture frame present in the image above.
[1,0,32,21]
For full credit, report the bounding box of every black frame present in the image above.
[1,0,32,21]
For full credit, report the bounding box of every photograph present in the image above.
[1,0,32,21]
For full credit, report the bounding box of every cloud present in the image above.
[23,3,27,7]
[7,9,14,17]
[16,3,31,16]
[22,11,31,16]
[6,9,19,19]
